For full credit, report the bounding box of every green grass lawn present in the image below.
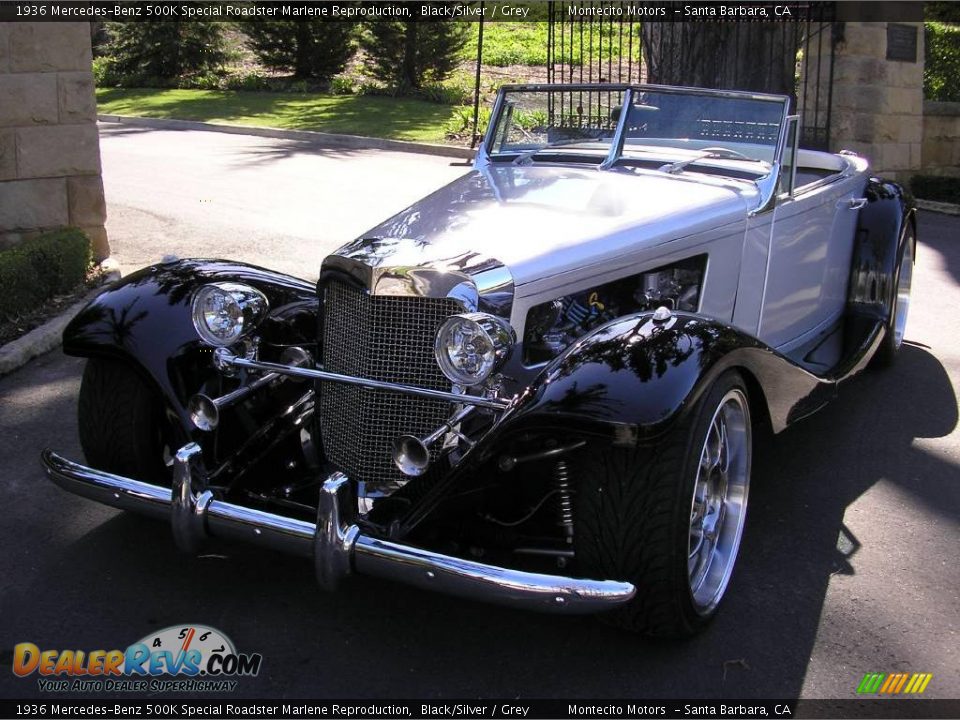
[460,22,643,67]
[461,23,550,66]
[95,88,461,144]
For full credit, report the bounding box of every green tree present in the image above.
[925,22,960,101]
[926,2,960,23]
[359,11,468,92]
[106,21,225,80]
[240,21,355,81]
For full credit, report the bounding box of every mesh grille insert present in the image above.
[319,279,459,487]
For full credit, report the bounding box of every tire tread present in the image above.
[575,371,749,637]
[78,359,171,484]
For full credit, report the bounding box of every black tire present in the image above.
[874,226,916,368]
[78,358,181,485]
[574,370,752,638]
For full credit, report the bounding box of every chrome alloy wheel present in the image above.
[688,388,751,616]
[893,238,914,349]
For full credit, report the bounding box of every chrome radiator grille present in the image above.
[319,279,460,488]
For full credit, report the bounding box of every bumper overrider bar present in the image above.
[218,349,511,411]
[40,444,635,614]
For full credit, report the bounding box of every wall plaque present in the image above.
[887,23,918,63]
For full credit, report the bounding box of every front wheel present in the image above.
[574,370,753,637]
[78,358,183,485]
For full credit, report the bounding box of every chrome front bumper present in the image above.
[40,445,635,614]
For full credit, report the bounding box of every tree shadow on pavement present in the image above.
[224,138,365,168]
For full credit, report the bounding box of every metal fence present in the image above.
[543,2,837,149]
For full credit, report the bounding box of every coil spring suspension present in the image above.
[554,460,575,543]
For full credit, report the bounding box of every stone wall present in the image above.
[922,100,960,177]
[0,22,108,259]
[828,21,925,181]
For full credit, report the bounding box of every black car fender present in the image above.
[848,177,917,323]
[401,311,836,533]
[62,259,318,433]
[467,312,836,465]
[504,313,834,438]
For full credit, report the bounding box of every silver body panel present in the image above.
[340,152,870,352]
[354,165,752,292]
[759,174,869,348]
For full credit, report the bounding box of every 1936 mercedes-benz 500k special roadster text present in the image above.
[42,84,916,637]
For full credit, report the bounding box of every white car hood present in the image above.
[335,164,753,288]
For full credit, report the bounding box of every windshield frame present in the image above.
[481,83,793,173]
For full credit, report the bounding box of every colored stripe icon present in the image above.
[857,672,933,694]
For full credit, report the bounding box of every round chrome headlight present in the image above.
[434,313,515,386]
[191,283,268,347]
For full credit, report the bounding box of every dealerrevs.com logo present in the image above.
[12,624,262,693]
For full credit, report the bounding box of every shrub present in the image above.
[330,76,356,95]
[925,22,960,102]
[223,71,274,92]
[359,12,469,92]
[0,229,91,320]
[178,70,223,90]
[419,82,473,105]
[105,21,227,82]
[444,104,491,140]
[91,56,122,87]
[910,174,960,204]
[240,21,355,81]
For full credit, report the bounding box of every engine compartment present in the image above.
[523,254,707,365]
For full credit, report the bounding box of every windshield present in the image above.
[487,85,789,169]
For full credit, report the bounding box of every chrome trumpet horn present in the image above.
[392,406,475,477]
[188,347,312,431]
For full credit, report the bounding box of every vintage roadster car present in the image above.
[42,84,915,637]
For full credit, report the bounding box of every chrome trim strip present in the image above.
[481,89,508,159]
[790,172,849,198]
[493,82,789,104]
[353,535,633,612]
[752,162,782,216]
[600,88,633,171]
[40,450,636,614]
[472,264,515,323]
[42,450,170,520]
[322,255,476,299]
[206,501,314,559]
[323,250,516,322]
[750,109,793,216]
[217,350,510,411]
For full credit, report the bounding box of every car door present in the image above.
[755,144,867,351]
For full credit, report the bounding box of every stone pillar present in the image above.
[828,16,924,181]
[0,22,109,259]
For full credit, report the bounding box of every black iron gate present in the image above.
[545,2,837,149]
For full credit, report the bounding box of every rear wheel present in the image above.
[78,359,182,485]
[574,370,752,637]
[875,228,915,367]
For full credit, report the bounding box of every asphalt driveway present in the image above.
[96,123,469,279]
[0,127,957,701]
